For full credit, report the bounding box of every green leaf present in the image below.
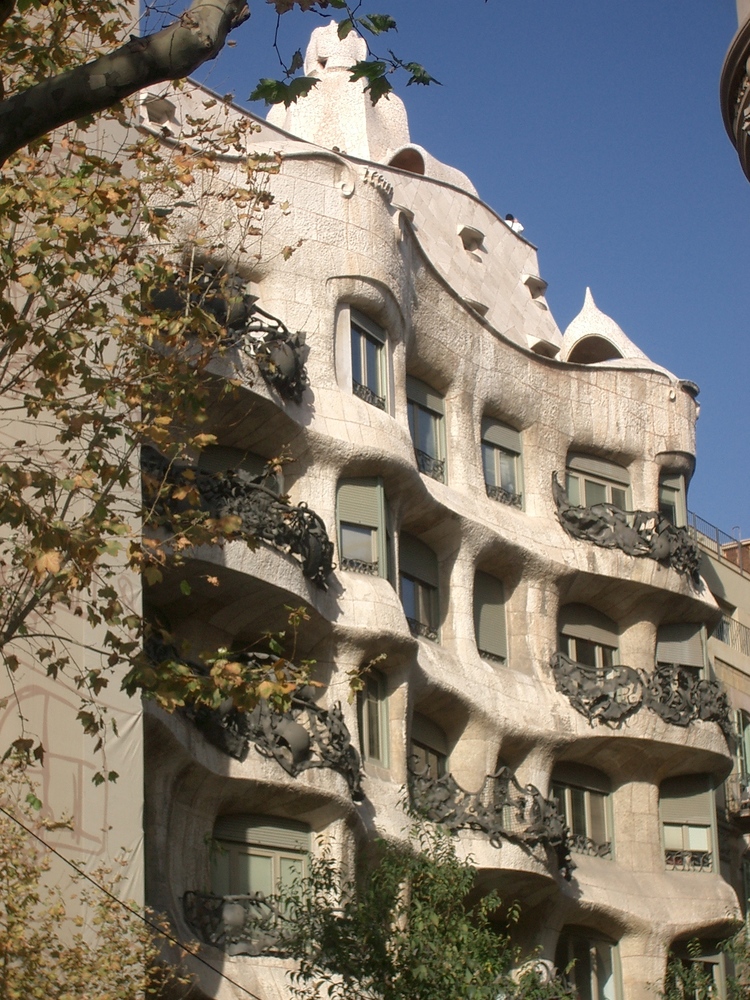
[287,48,304,76]
[402,61,440,87]
[249,77,319,108]
[358,14,397,36]
[25,792,43,811]
[337,18,354,40]
[180,579,192,596]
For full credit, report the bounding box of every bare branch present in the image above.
[0,0,250,165]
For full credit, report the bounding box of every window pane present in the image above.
[211,844,232,897]
[364,334,381,393]
[416,407,437,457]
[498,449,517,494]
[571,786,587,837]
[663,824,684,850]
[589,791,608,845]
[576,638,598,667]
[407,401,417,442]
[572,939,594,1000]
[341,523,376,562]
[279,855,304,892]
[400,575,417,620]
[366,690,381,760]
[611,487,627,511]
[566,473,581,506]
[687,825,710,851]
[585,479,607,507]
[244,852,274,896]
[600,645,615,668]
[595,942,616,1000]
[552,784,568,824]
[482,443,497,486]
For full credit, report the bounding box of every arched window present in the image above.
[406,376,446,483]
[660,775,715,873]
[656,623,705,679]
[473,571,507,664]
[658,472,687,527]
[211,815,310,898]
[558,604,619,668]
[551,763,612,859]
[410,713,448,779]
[555,927,621,999]
[350,309,387,410]
[481,417,523,507]
[399,533,440,641]
[337,477,389,577]
[565,453,630,511]
[358,668,389,768]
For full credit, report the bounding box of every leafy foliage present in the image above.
[659,934,750,1000]
[0,758,192,998]
[280,824,573,1000]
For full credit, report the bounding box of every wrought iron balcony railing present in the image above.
[409,763,574,879]
[352,380,386,410]
[551,653,732,740]
[713,614,750,657]
[340,556,380,576]
[665,850,712,873]
[486,482,523,508]
[552,473,700,580]
[569,834,612,859]
[142,448,334,588]
[688,510,748,578]
[183,891,290,956]
[406,617,439,642]
[415,449,446,483]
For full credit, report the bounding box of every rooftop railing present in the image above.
[688,510,747,577]
[713,614,750,658]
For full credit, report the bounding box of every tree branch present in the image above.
[0,0,250,166]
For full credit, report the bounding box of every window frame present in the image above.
[659,774,716,874]
[358,668,389,768]
[211,815,310,899]
[551,764,613,859]
[350,309,387,411]
[558,605,620,670]
[406,375,446,483]
[555,928,622,1000]
[659,473,687,527]
[481,417,523,508]
[655,623,706,679]
[410,712,448,780]
[565,453,631,511]
[399,533,440,641]
[337,477,389,578]
[473,571,507,664]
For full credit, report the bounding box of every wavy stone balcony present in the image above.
[409,764,574,879]
[142,449,334,588]
[183,891,290,956]
[552,473,700,580]
[550,653,732,739]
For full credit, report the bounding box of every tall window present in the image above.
[660,775,715,873]
[551,764,612,858]
[211,815,310,899]
[555,928,621,1000]
[565,453,630,510]
[406,376,446,483]
[473,571,507,664]
[399,533,439,641]
[659,473,686,527]
[410,712,448,779]
[559,605,619,669]
[656,623,705,680]
[351,309,387,410]
[337,478,388,577]
[358,669,389,767]
[481,417,522,508]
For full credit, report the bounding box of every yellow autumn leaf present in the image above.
[57,216,80,231]
[34,550,62,576]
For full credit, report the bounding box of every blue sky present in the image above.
[189,0,749,535]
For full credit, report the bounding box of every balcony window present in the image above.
[473,571,507,664]
[551,764,612,858]
[565,453,630,511]
[659,473,687,527]
[410,712,448,779]
[406,376,446,483]
[660,775,715,873]
[337,477,388,577]
[481,417,522,508]
[351,309,387,410]
[559,604,619,668]
[399,533,439,641]
[358,669,389,767]
[656,623,705,680]
[211,815,310,899]
[555,928,621,1000]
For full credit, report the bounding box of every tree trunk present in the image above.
[0,0,250,166]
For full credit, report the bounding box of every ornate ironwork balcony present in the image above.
[183,891,290,956]
[352,380,386,410]
[415,449,446,483]
[406,617,439,642]
[550,653,732,739]
[665,850,712,873]
[486,482,523,508]
[340,556,380,576]
[569,834,612,859]
[409,763,574,879]
[142,448,334,588]
[551,473,700,580]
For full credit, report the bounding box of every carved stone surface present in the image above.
[486,483,523,508]
[183,891,289,956]
[415,449,445,483]
[551,652,732,740]
[409,763,574,879]
[190,683,364,801]
[142,448,334,588]
[664,850,712,873]
[551,472,700,580]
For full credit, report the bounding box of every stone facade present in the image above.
[142,24,741,1000]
